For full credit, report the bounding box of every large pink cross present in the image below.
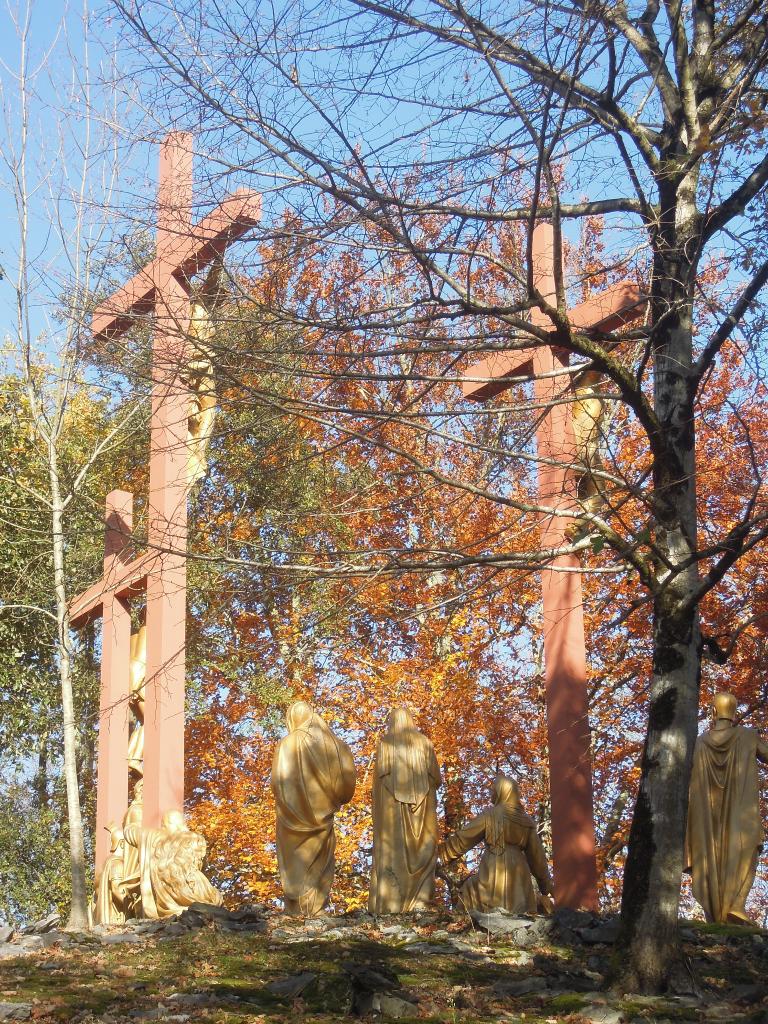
[70,133,260,872]
[462,223,644,910]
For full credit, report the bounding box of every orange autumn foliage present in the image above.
[180,210,768,919]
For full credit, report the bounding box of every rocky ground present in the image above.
[0,905,766,1023]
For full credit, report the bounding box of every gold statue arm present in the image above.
[438,813,487,863]
[524,828,554,895]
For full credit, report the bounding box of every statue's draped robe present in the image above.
[93,848,125,925]
[686,725,768,923]
[369,710,441,913]
[121,794,143,915]
[442,783,551,914]
[272,705,356,916]
[136,827,222,920]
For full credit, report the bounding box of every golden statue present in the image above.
[92,824,126,925]
[438,774,553,914]
[272,701,356,916]
[571,369,607,515]
[369,708,441,914]
[686,691,768,923]
[121,779,144,918]
[186,261,227,487]
[127,624,146,777]
[138,810,223,919]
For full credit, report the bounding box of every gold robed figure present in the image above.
[571,369,607,514]
[686,691,768,924]
[369,707,441,914]
[439,774,553,914]
[92,825,126,925]
[121,780,144,918]
[138,810,223,920]
[186,261,227,487]
[127,624,146,777]
[272,701,356,916]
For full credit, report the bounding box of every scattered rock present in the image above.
[14,937,43,952]
[0,944,23,961]
[732,982,766,1004]
[166,992,220,1007]
[469,908,555,946]
[0,928,13,944]
[582,1007,622,1024]
[174,903,267,934]
[265,972,317,999]
[366,992,419,1018]
[21,913,60,935]
[0,1005,32,1022]
[509,950,534,966]
[321,927,366,941]
[101,932,143,944]
[343,961,418,1018]
[404,942,449,955]
[380,924,418,942]
[492,975,548,996]
[578,921,621,945]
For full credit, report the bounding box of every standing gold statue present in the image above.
[92,824,126,925]
[571,369,607,514]
[686,692,768,923]
[369,708,441,914]
[438,774,553,914]
[127,624,146,777]
[272,701,356,916]
[186,261,227,487]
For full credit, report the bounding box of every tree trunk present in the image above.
[49,452,89,930]
[620,184,702,991]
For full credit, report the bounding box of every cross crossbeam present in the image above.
[461,223,646,910]
[70,132,260,871]
[463,280,644,402]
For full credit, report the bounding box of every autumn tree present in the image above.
[104,0,768,988]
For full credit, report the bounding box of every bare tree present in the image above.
[107,0,768,988]
[0,1,142,928]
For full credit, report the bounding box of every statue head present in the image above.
[286,700,314,732]
[491,773,521,808]
[712,691,738,722]
[161,809,188,834]
[387,707,416,733]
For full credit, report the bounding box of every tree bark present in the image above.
[49,449,89,930]
[620,181,702,990]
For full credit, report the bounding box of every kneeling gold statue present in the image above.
[439,774,553,914]
[93,792,222,922]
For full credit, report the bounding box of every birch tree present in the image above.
[0,1,141,928]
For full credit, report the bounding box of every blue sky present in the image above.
[0,1,149,354]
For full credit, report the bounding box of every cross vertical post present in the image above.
[143,132,193,830]
[461,223,645,909]
[94,489,133,868]
[69,131,261,873]
[530,225,597,911]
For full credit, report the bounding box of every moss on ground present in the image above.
[0,919,766,1023]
